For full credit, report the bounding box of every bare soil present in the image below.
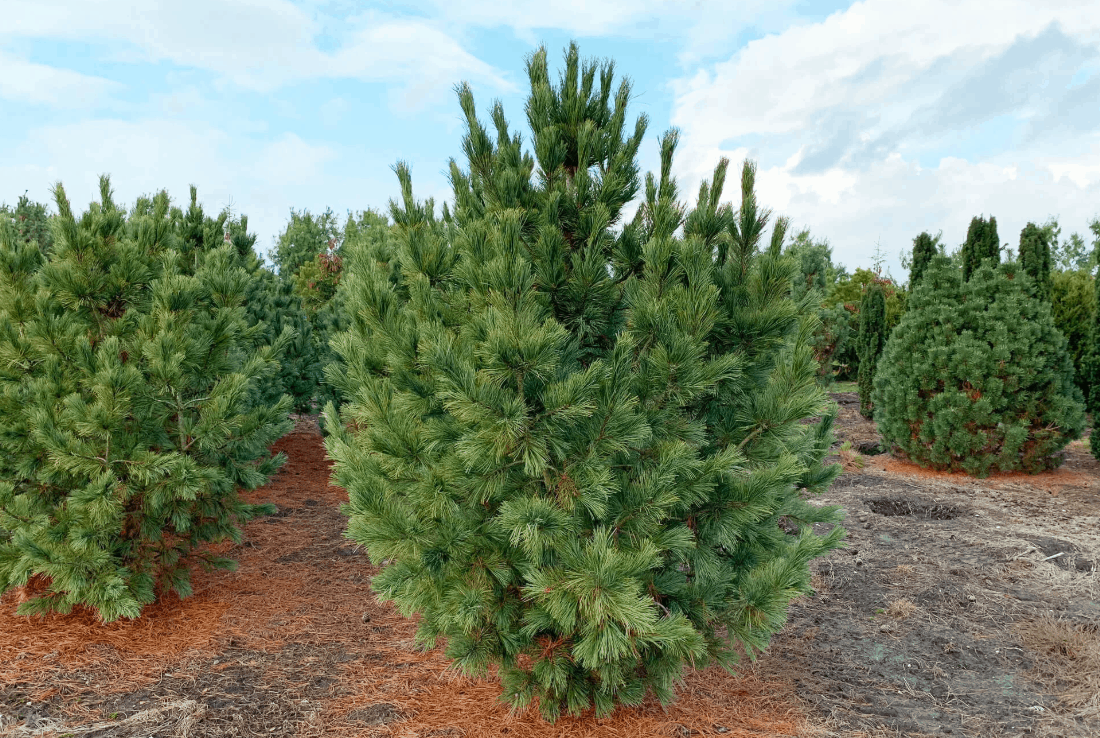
[1,400,1097,738]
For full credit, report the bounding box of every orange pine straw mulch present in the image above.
[1,420,813,738]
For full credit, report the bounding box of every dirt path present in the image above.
[777,393,1100,737]
[1,403,1097,738]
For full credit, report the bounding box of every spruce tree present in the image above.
[1018,222,1053,301]
[873,257,1084,476]
[0,177,293,621]
[962,215,1000,281]
[326,44,843,720]
[909,231,937,289]
[856,284,886,418]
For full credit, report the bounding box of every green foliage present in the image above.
[0,193,54,253]
[167,187,319,413]
[856,285,886,418]
[909,231,939,289]
[0,177,293,621]
[961,215,1000,281]
[325,44,844,721]
[872,257,1085,477]
[784,230,852,382]
[824,269,905,380]
[273,207,341,279]
[1053,218,1099,273]
[314,209,395,412]
[1018,222,1053,301]
[1052,269,1096,398]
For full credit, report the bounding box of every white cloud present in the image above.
[0,51,119,107]
[666,0,1100,276]
[1,1,512,100]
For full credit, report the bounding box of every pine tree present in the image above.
[0,193,54,253]
[909,231,937,289]
[325,44,843,720]
[315,210,395,413]
[856,284,886,418]
[961,215,1000,281]
[169,187,319,412]
[273,207,341,279]
[873,257,1084,476]
[1018,222,1053,301]
[0,177,293,621]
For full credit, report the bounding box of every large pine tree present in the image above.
[325,44,843,720]
[0,178,293,621]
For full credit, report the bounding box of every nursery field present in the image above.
[1,397,1097,738]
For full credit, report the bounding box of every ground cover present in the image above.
[1,398,1097,737]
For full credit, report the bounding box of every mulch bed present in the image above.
[0,418,814,738]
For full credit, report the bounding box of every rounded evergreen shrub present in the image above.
[871,257,1085,476]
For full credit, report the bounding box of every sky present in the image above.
[2,0,1099,280]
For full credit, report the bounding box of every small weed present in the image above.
[837,441,865,472]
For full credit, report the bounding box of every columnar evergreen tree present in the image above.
[961,215,1000,281]
[0,177,293,621]
[909,231,938,289]
[325,44,843,720]
[873,257,1085,476]
[856,284,887,418]
[1052,269,1096,398]
[1018,222,1053,301]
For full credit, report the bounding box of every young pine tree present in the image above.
[1018,222,1053,302]
[0,194,54,254]
[325,44,843,720]
[873,257,1085,476]
[961,215,1000,281]
[0,177,293,622]
[856,284,887,418]
[170,187,319,412]
[909,231,938,289]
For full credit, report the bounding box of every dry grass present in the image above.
[1018,616,1100,723]
[884,599,917,620]
[836,441,866,473]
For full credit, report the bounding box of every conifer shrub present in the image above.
[856,284,886,418]
[872,257,1085,476]
[170,187,319,412]
[961,215,1000,281]
[0,178,293,621]
[1018,222,1053,302]
[909,231,937,289]
[325,44,844,720]
[1051,269,1095,398]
